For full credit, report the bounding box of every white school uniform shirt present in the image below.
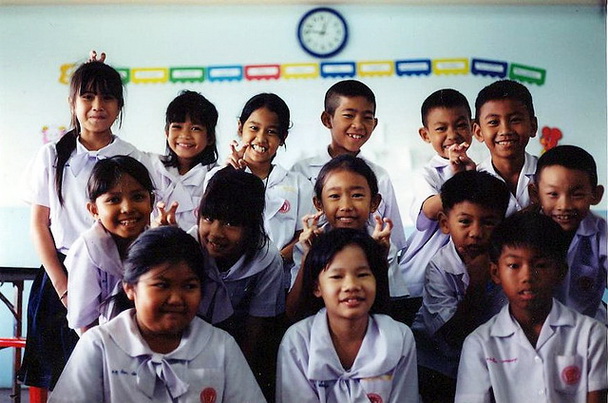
[24,135,144,253]
[289,224,409,298]
[455,299,608,403]
[149,154,216,231]
[49,309,266,403]
[188,226,285,322]
[476,151,538,216]
[290,149,407,250]
[398,155,452,297]
[556,212,607,322]
[276,308,418,403]
[411,239,507,377]
[205,164,315,251]
[65,221,125,329]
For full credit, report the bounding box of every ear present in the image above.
[591,185,604,206]
[237,120,244,137]
[123,282,136,301]
[86,202,98,219]
[438,211,450,234]
[473,122,484,143]
[370,194,382,213]
[528,183,540,204]
[419,127,431,143]
[321,111,333,129]
[372,117,379,131]
[313,281,322,298]
[490,262,501,285]
[529,116,538,138]
[313,196,323,212]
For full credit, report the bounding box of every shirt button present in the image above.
[534,356,541,363]
[538,389,545,395]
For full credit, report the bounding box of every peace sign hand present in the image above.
[226,140,249,170]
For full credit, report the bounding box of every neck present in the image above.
[327,313,368,369]
[136,319,182,354]
[328,144,359,159]
[511,300,552,348]
[79,131,113,151]
[177,158,196,175]
[491,154,525,193]
[112,235,133,260]
[246,159,273,180]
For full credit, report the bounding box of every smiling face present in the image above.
[420,106,472,159]
[323,96,378,157]
[314,244,376,325]
[440,201,503,262]
[124,260,201,352]
[87,173,152,244]
[239,107,283,167]
[474,99,537,161]
[314,169,381,230]
[73,90,120,138]
[532,165,603,233]
[198,216,246,268]
[166,116,210,173]
[491,245,562,322]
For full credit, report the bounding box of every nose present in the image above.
[208,220,225,238]
[120,198,133,213]
[92,96,104,111]
[520,263,537,284]
[468,222,482,239]
[166,287,184,304]
[350,115,364,130]
[446,127,462,142]
[556,194,572,211]
[498,120,512,135]
[338,196,353,211]
[342,274,362,291]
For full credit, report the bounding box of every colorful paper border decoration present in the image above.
[58,57,547,86]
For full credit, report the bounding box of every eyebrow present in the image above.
[325,185,367,192]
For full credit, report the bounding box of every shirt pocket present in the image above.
[554,354,584,395]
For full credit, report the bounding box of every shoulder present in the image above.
[282,315,315,349]
[373,313,414,343]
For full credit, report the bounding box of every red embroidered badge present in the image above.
[200,387,217,403]
[562,365,581,385]
[367,393,383,403]
[279,200,290,213]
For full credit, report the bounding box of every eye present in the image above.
[358,271,372,278]
[132,192,149,202]
[434,126,446,132]
[102,94,116,101]
[486,119,499,127]
[326,193,340,200]
[267,128,278,136]
[546,192,559,198]
[458,218,472,225]
[342,113,354,119]
[81,93,94,101]
[248,125,259,132]
[328,274,343,280]
[510,116,523,124]
[506,262,519,270]
[104,195,120,204]
[170,124,183,130]
[202,216,213,223]
[153,281,169,289]
[363,115,375,122]
[457,122,470,129]
[184,281,201,290]
[191,126,204,132]
[351,192,365,199]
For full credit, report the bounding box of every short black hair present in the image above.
[421,88,471,127]
[87,156,155,202]
[489,211,569,267]
[324,80,376,115]
[239,93,291,143]
[535,145,598,188]
[314,154,378,200]
[297,228,390,321]
[474,79,535,121]
[441,171,510,217]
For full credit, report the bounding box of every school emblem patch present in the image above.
[561,365,581,385]
[367,393,383,403]
[279,200,291,213]
[200,387,217,403]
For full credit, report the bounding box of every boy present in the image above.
[399,88,476,323]
[474,79,538,216]
[456,212,607,403]
[412,170,510,401]
[529,145,606,321]
[290,79,406,250]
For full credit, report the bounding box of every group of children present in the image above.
[17,52,606,402]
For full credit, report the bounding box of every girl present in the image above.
[222,93,315,268]
[276,228,418,402]
[65,156,154,334]
[193,166,285,400]
[286,154,408,321]
[20,59,145,392]
[151,90,219,230]
[50,226,265,402]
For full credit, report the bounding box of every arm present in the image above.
[31,204,68,307]
[586,322,608,401]
[421,194,443,222]
[279,230,301,264]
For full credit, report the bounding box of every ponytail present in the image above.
[54,129,78,205]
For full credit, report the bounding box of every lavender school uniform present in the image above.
[456,300,608,403]
[149,154,216,231]
[65,221,126,329]
[291,150,407,250]
[276,308,418,403]
[49,309,266,403]
[19,135,145,389]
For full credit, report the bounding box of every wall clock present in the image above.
[297,7,348,59]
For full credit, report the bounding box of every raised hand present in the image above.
[372,215,393,256]
[87,50,106,63]
[299,211,324,252]
[225,140,249,170]
[447,142,476,173]
[152,201,179,227]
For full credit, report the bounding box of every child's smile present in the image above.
[239,107,282,166]
[323,96,377,157]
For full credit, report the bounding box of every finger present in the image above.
[99,52,106,63]
[89,50,97,61]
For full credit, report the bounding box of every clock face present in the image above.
[297,8,348,59]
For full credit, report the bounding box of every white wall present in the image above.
[0,3,605,387]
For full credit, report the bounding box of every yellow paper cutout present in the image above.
[131,68,169,84]
[281,63,319,79]
[432,58,469,75]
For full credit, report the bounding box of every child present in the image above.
[150,90,219,231]
[456,212,608,403]
[277,228,418,402]
[19,59,146,392]
[286,154,408,323]
[65,156,154,334]
[474,79,539,216]
[192,166,284,400]
[218,93,315,268]
[529,145,606,321]
[400,88,475,324]
[290,79,406,250]
[411,170,511,401]
[50,226,265,402]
